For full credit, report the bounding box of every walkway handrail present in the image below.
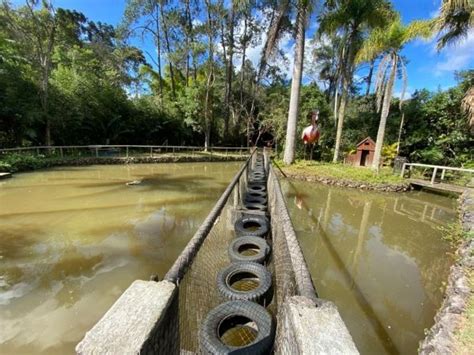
[164,150,255,284]
[401,162,474,184]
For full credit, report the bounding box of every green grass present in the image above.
[276,160,405,185]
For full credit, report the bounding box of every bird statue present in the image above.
[301,110,320,160]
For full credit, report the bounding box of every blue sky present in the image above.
[12,0,474,96]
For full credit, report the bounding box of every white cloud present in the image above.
[393,86,414,100]
[433,29,474,75]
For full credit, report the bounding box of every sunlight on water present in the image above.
[282,180,457,355]
[0,162,240,354]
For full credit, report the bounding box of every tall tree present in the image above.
[318,0,394,163]
[434,0,473,49]
[283,0,310,165]
[356,17,432,171]
[1,0,59,145]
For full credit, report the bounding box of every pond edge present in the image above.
[419,188,474,354]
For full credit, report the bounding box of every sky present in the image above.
[11,0,474,97]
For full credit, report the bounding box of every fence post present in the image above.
[431,167,438,184]
[126,146,129,158]
[150,147,153,157]
[400,163,406,178]
[95,147,99,158]
[60,147,63,158]
[441,169,445,180]
[36,148,40,155]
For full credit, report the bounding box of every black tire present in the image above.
[229,236,271,264]
[245,191,267,199]
[199,300,275,354]
[244,196,267,205]
[217,262,272,302]
[248,184,266,193]
[243,203,267,212]
[235,216,269,237]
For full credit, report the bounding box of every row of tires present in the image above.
[199,154,276,354]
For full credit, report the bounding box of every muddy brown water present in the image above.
[0,162,240,354]
[282,179,457,355]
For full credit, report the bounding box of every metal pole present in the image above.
[95,147,99,158]
[126,146,129,158]
[150,147,153,157]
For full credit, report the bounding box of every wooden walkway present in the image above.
[409,179,469,195]
[0,172,11,180]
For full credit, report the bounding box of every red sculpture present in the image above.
[301,110,320,160]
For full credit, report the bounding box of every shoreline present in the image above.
[281,170,411,192]
[0,154,248,173]
[419,189,473,354]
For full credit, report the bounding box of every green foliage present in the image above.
[280,160,405,184]
[382,142,399,166]
[0,153,50,172]
[439,221,471,248]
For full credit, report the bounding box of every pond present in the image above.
[0,162,240,354]
[282,180,457,355]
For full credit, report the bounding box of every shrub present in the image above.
[0,153,50,172]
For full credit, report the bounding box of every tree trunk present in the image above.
[283,2,306,165]
[372,55,397,171]
[155,4,164,100]
[204,0,214,152]
[365,58,375,96]
[396,111,404,154]
[223,3,234,139]
[332,76,348,162]
[159,4,176,99]
[184,0,191,87]
[239,15,248,108]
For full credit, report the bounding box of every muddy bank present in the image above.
[419,188,474,354]
[282,171,411,192]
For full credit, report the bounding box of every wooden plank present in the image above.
[0,172,12,179]
[409,179,467,194]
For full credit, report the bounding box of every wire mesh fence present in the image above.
[161,149,317,353]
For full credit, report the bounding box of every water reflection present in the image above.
[0,162,239,354]
[283,181,456,355]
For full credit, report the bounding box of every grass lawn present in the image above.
[276,160,405,185]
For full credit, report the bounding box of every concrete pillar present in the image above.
[76,280,179,355]
[277,296,359,355]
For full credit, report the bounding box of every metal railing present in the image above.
[400,162,474,184]
[0,145,250,158]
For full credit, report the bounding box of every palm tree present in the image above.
[434,1,473,130]
[283,0,311,165]
[435,0,473,49]
[356,17,432,171]
[317,0,394,163]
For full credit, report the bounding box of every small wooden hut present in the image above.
[345,137,375,167]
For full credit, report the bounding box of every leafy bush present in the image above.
[0,154,50,172]
[0,161,11,172]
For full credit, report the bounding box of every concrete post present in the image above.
[76,280,179,355]
[277,296,359,355]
